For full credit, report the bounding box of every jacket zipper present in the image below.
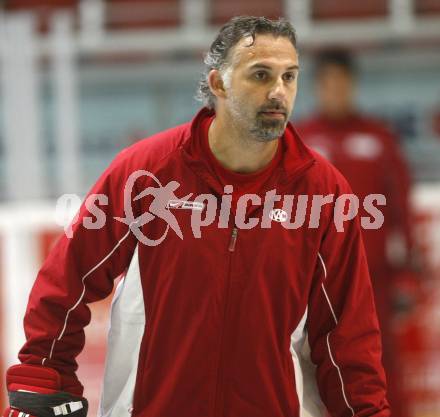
[213,226,239,417]
[228,227,238,252]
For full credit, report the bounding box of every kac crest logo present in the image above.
[269,208,288,223]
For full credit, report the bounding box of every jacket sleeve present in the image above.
[307,177,390,417]
[18,150,140,396]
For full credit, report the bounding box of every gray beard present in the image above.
[249,115,287,142]
[227,95,287,142]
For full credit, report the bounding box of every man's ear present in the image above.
[208,69,227,100]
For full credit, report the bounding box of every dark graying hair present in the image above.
[196,16,297,109]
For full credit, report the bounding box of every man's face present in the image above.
[316,64,355,119]
[220,34,299,142]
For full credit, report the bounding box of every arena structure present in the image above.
[0,1,440,416]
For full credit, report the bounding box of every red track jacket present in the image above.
[18,108,389,417]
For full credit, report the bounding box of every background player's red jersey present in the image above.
[295,113,412,276]
[296,113,413,417]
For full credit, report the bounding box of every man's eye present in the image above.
[254,71,267,80]
[283,72,296,82]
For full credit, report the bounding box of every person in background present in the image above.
[295,49,413,417]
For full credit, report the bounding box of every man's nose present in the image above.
[268,78,287,102]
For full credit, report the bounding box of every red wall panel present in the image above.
[210,0,284,26]
[415,0,440,15]
[312,0,388,20]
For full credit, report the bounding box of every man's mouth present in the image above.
[260,111,286,119]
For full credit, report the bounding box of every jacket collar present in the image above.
[181,107,316,195]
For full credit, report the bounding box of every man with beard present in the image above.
[3,16,389,417]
